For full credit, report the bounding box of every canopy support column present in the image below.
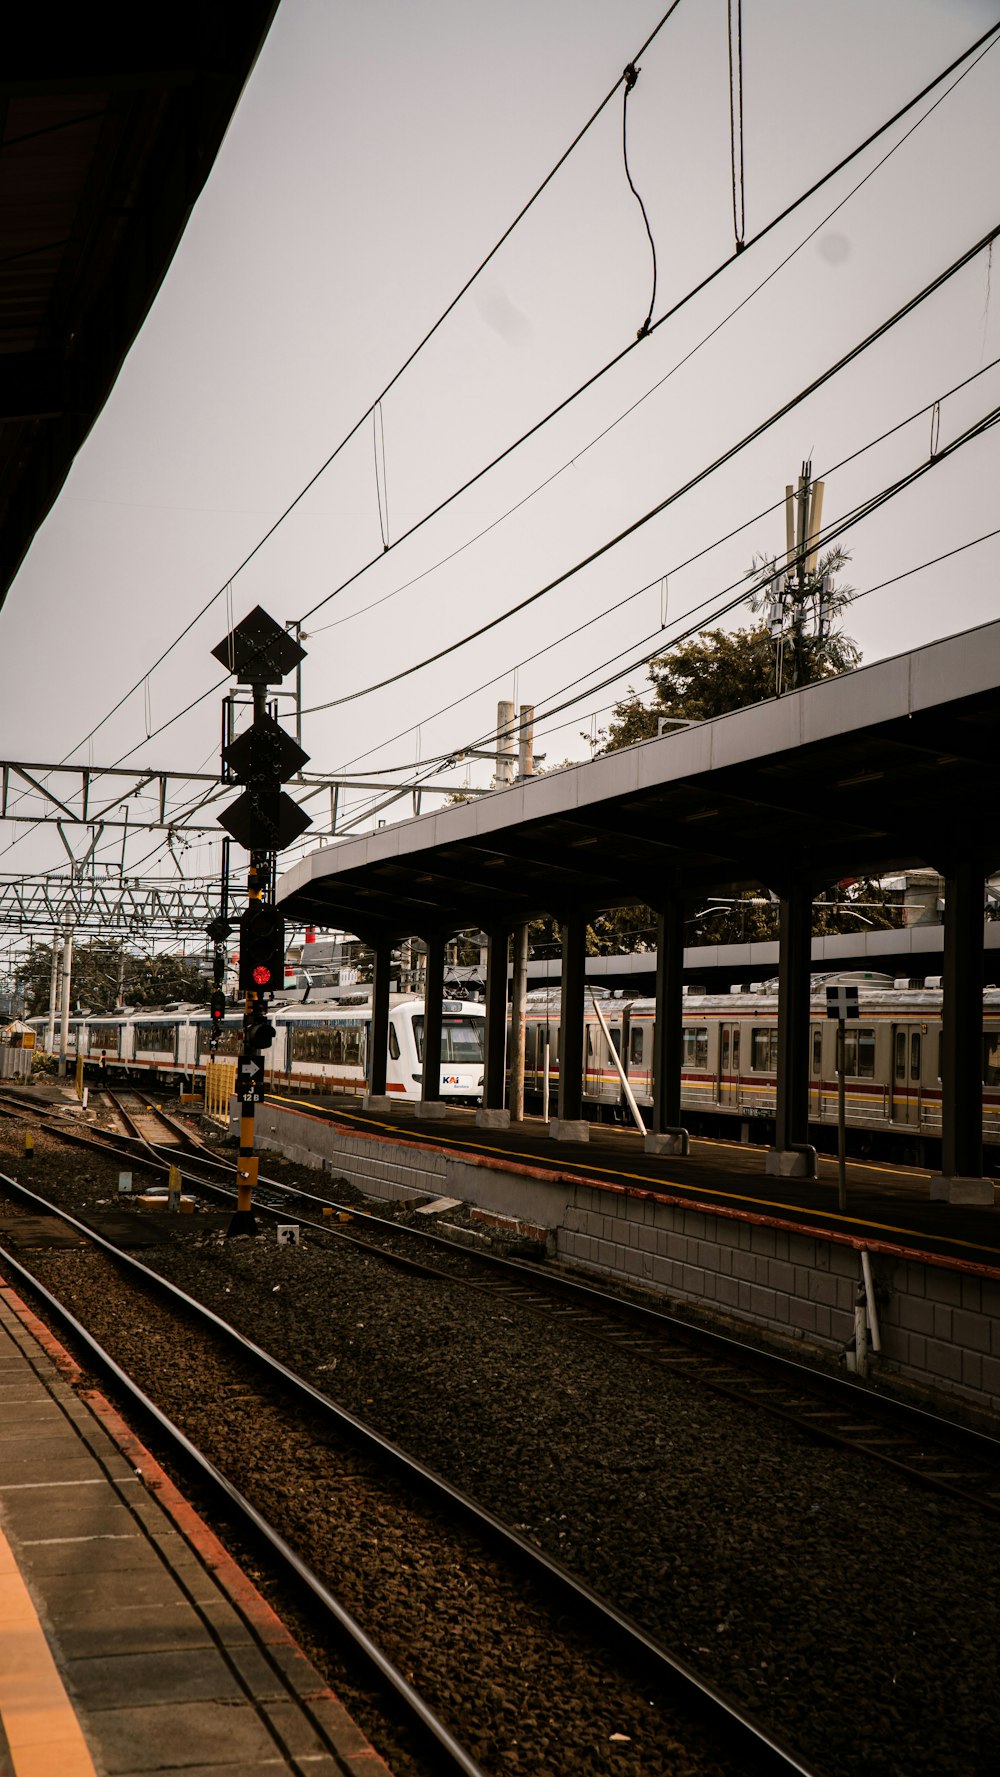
[646,898,689,1156]
[767,879,816,1178]
[363,937,394,1110]
[553,914,588,1141]
[477,927,510,1128]
[933,856,991,1203]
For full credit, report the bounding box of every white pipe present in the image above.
[589,991,646,1136]
[542,1037,550,1121]
[854,1293,869,1380]
[860,1249,881,1354]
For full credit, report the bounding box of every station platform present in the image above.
[0,1270,389,1777]
[269,1096,1000,1276]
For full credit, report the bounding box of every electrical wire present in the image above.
[727,0,746,249]
[24,11,996,834]
[307,30,997,650]
[295,20,1000,632]
[308,349,1000,791]
[326,403,1000,834]
[301,221,1000,713]
[47,4,685,775]
[621,62,658,337]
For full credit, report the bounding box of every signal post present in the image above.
[212,607,311,1237]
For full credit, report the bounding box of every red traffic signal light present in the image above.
[238,902,285,996]
[210,990,226,1024]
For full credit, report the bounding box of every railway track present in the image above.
[0,1166,816,1777]
[4,1086,1000,1522]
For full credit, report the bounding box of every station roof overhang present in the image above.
[277,618,1000,944]
[0,4,279,609]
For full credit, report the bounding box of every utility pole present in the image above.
[770,460,828,695]
[45,935,59,1056]
[508,705,535,1121]
[58,925,73,1076]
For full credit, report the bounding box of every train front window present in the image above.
[412,1015,485,1062]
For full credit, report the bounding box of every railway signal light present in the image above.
[209,990,226,1026]
[214,609,312,856]
[238,902,285,995]
[244,1010,276,1051]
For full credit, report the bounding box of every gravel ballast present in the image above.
[2,1117,998,1776]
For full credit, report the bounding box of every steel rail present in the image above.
[0,1165,820,1777]
[7,1087,999,1502]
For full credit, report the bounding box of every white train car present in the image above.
[26,997,487,1106]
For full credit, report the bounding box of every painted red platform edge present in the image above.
[270,1099,1000,1284]
[0,1279,394,1776]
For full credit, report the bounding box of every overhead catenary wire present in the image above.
[24,12,997,838]
[306,349,1000,785]
[47,3,685,777]
[295,20,1000,633]
[728,0,746,249]
[301,220,1000,714]
[324,404,1000,836]
[308,29,998,649]
[621,62,658,337]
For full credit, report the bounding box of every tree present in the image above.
[20,942,210,1017]
[592,546,859,752]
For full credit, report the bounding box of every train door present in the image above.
[718,1022,741,1105]
[627,1018,652,1104]
[891,1024,922,1124]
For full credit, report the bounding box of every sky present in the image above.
[1,0,999,943]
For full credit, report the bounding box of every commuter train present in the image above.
[26,997,487,1105]
[23,975,1000,1161]
[515,978,1000,1162]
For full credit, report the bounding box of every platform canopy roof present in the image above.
[277,618,1000,943]
[0,3,278,609]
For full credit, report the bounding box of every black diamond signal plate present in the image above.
[223,713,309,784]
[212,606,306,683]
[220,788,313,852]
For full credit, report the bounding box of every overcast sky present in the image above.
[1,0,998,926]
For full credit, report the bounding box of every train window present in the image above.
[894,1030,906,1081]
[910,1032,921,1082]
[136,1023,176,1055]
[683,1027,709,1070]
[412,1015,485,1062]
[524,1025,536,1070]
[983,1033,1000,1087]
[586,1026,595,1058]
[751,1028,778,1072]
[843,1028,875,1079]
[198,1021,242,1057]
[389,1024,400,1060]
[88,1026,121,1056]
[610,1026,622,1055]
[731,1026,740,1072]
[630,1025,644,1066]
[721,1028,729,1072]
[812,1027,822,1074]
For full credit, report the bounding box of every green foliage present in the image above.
[20,942,210,1017]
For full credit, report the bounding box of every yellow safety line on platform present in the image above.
[0,1522,98,1777]
[268,1096,1000,1261]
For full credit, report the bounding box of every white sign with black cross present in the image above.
[826,984,859,1021]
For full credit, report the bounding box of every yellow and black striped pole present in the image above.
[228,867,263,1238]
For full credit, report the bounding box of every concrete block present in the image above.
[765,1145,817,1178]
[929,1174,995,1205]
[475,1107,511,1129]
[925,1339,963,1384]
[361,1094,395,1113]
[549,1118,590,1142]
[414,1100,456,1120]
[961,1351,983,1392]
[900,1298,935,1337]
[643,1130,689,1156]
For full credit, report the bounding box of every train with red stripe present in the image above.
[24,974,1000,1163]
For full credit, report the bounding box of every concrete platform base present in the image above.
[475,1107,511,1129]
[549,1118,590,1143]
[415,1099,457,1121]
[765,1145,818,1178]
[644,1129,690,1157]
[362,1094,395,1113]
[929,1174,996,1205]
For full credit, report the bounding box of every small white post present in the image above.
[542,1038,551,1122]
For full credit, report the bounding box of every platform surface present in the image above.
[0,1273,390,1777]
[273,1095,1000,1274]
